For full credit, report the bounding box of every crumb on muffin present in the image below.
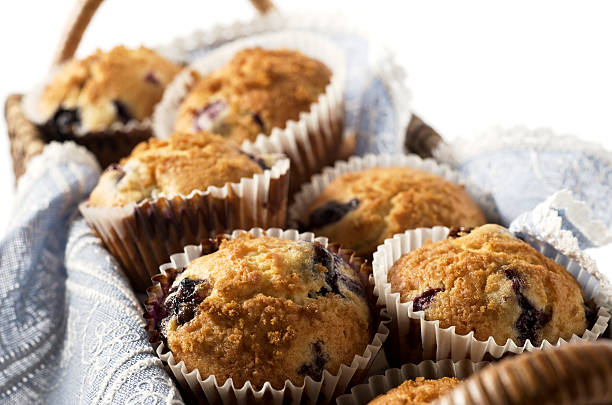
[388,224,590,346]
[88,131,271,207]
[302,167,486,257]
[174,48,331,143]
[39,45,181,133]
[158,234,372,389]
[368,377,461,405]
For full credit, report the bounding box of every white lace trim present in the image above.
[510,190,612,292]
[434,125,612,166]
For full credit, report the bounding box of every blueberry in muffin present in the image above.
[300,167,486,257]
[88,131,272,207]
[174,48,332,144]
[368,377,461,405]
[155,234,372,389]
[39,45,181,135]
[388,224,593,346]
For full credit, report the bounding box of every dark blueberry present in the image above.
[337,273,366,297]
[503,267,552,345]
[308,244,366,299]
[515,296,552,345]
[113,100,132,123]
[297,341,329,380]
[200,238,221,256]
[306,199,359,230]
[193,100,227,132]
[242,151,269,170]
[447,226,474,239]
[50,107,80,136]
[311,245,341,296]
[503,267,523,292]
[163,278,210,326]
[584,299,598,330]
[412,288,444,312]
[105,163,125,182]
[252,112,265,131]
[144,71,160,85]
[312,244,333,273]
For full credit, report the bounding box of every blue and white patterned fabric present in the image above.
[1,15,611,405]
[0,144,183,404]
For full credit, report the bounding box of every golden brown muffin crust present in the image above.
[175,48,331,143]
[162,235,372,389]
[303,167,486,257]
[39,45,181,132]
[388,224,588,345]
[89,131,265,207]
[368,377,461,405]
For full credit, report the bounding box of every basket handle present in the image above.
[435,341,612,405]
[52,0,276,66]
[404,114,444,158]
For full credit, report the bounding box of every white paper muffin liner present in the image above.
[144,227,390,405]
[21,63,159,169]
[335,359,489,405]
[288,153,499,229]
[153,30,346,191]
[372,226,611,363]
[79,155,290,292]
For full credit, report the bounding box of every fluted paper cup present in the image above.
[372,226,610,363]
[144,227,390,405]
[153,31,346,193]
[80,155,290,292]
[336,359,488,405]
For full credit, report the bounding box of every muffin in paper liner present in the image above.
[143,227,390,405]
[372,226,611,364]
[22,61,175,169]
[79,155,290,293]
[288,153,499,231]
[153,31,346,193]
[335,359,489,405]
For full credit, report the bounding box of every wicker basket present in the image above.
[435,341,612,405]
[2,0,439,181]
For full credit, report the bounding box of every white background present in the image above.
[1,0,612,234]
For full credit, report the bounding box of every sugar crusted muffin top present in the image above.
[89,131,269,207]
[39,45,181,133]
[388,224,591,346]
[368,377,461,405]
[174,48,332,144]
[302,167,486,257]
[159,234,372,389]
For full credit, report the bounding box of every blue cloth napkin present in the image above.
[0,144,183,404]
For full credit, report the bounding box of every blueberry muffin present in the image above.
[89,131,270,207]
[368,377,461,405]
[39,45,181,134]
[388,224,592,346]
[174,48,331,144]
[300,167,486,257]
[156,234,372,389]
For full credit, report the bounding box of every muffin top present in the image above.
[368,377,461,405]
[159,234,372,389]
[174,48,332,144]
[388,224,590,346]
[301,167,486,257]
[89,131,268,207]
[39,45,181,133]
